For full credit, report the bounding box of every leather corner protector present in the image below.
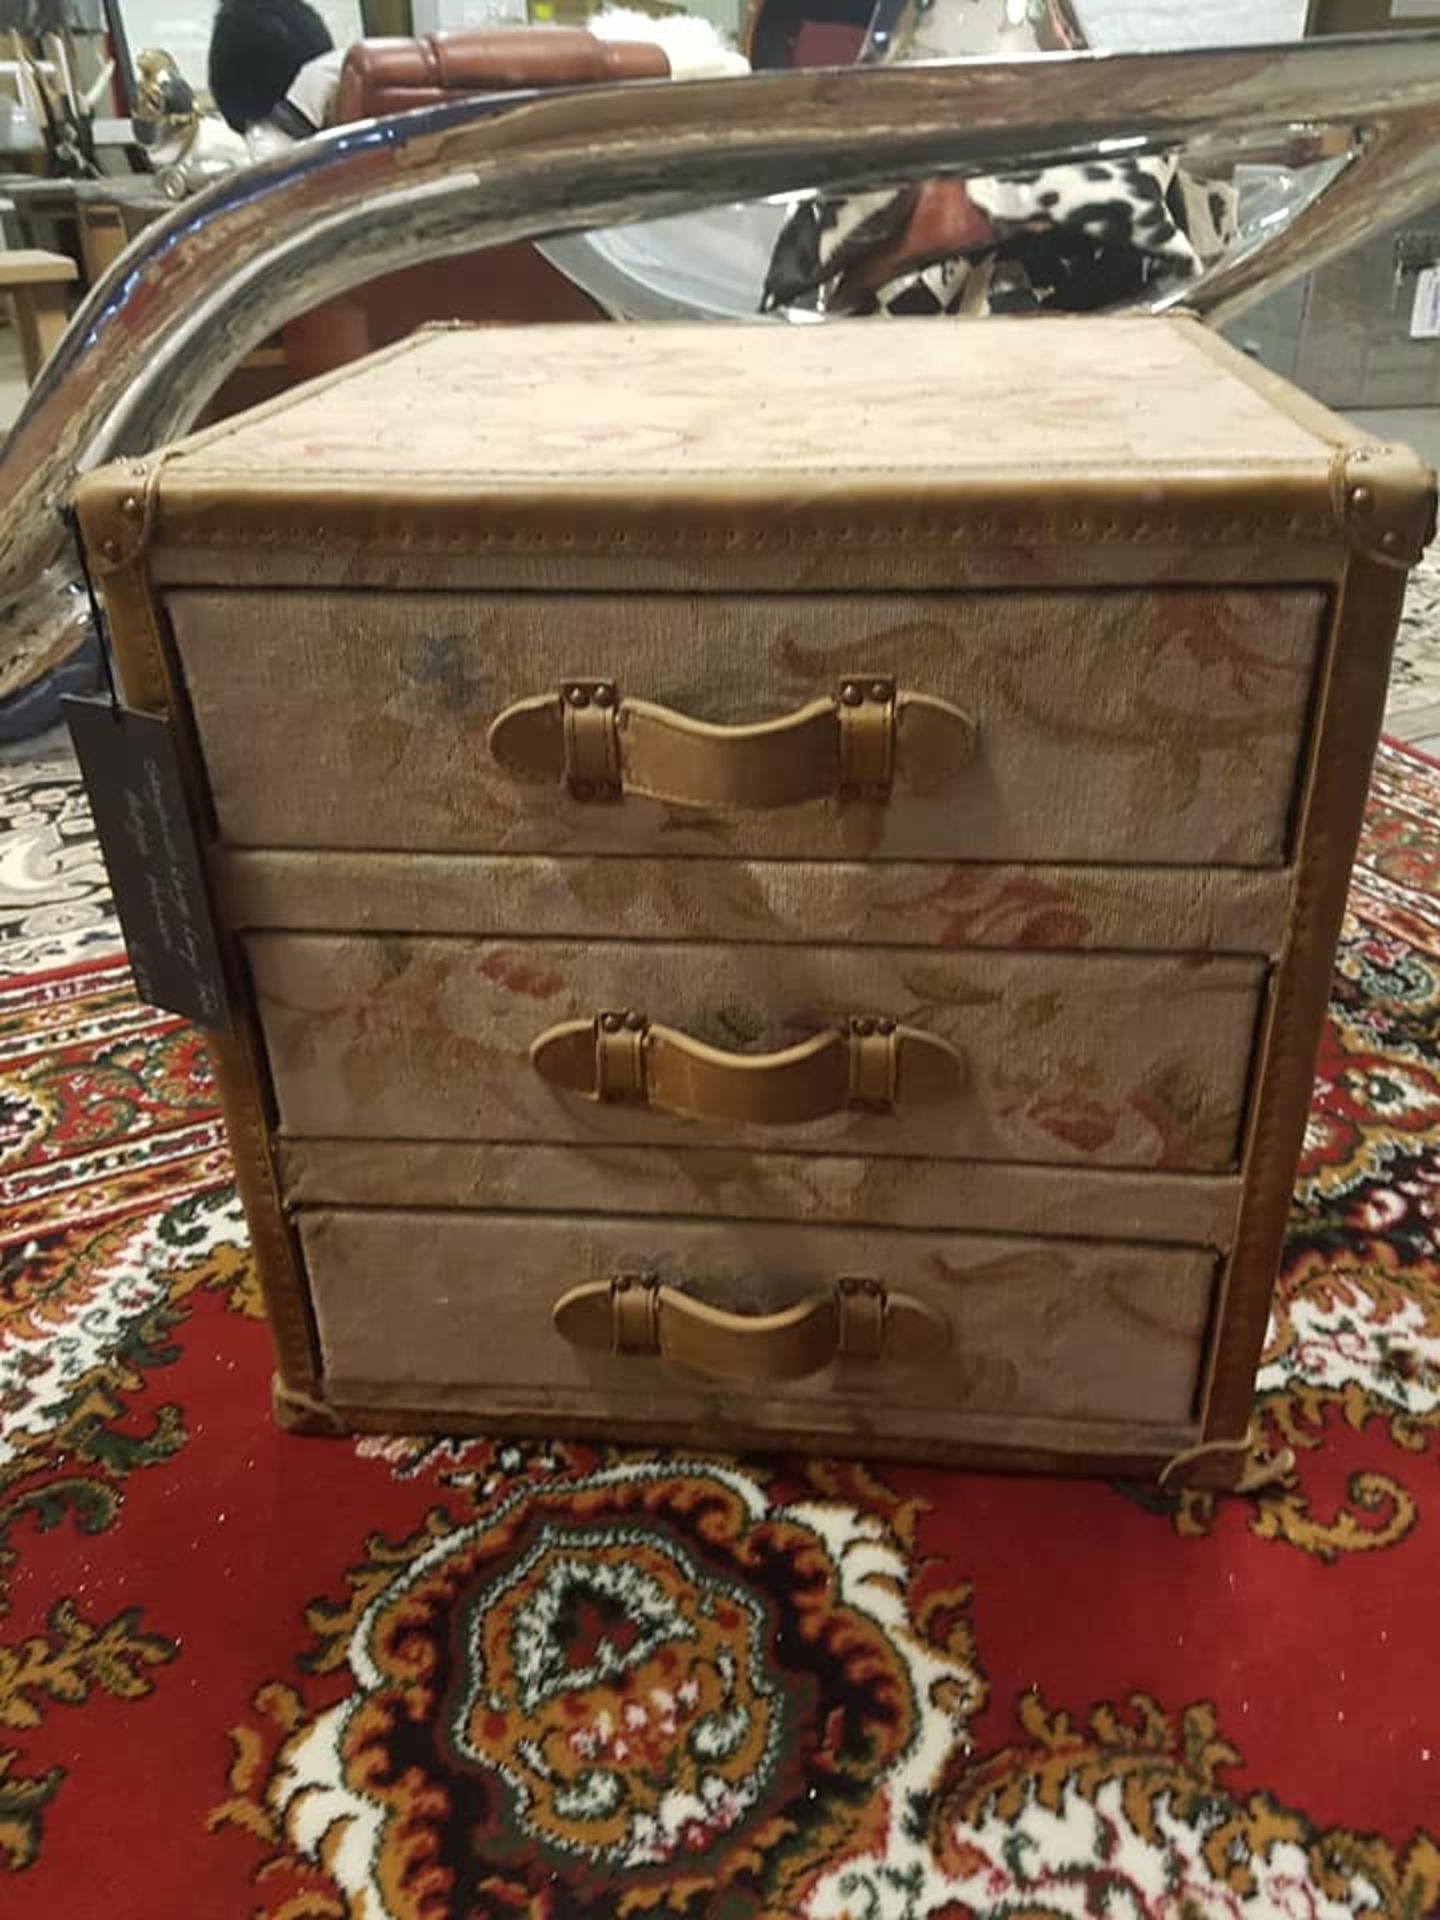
[73,457,166,575]
[1338,444,1438,570]
[272,1375,347,1433]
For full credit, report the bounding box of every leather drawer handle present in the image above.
[487,677,976,806]
[530,1012,964,1124]
[554,1273,949,1382]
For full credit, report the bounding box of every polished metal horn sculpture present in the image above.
[5,36,1440,728]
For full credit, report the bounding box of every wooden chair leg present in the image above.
[9,284,70,382]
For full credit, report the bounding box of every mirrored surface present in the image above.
[544,1,1355,323]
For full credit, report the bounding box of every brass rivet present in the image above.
[875,1017,896,1035]
[100,539,120,562]
[624,1011,646,1032]
[840,682,862,706]
[869,680,890,701]
[614,1274,631,1292]
[601,1012,623,1033]
[1350,486,1374,512]
[592,684,616,708]
[1381,530,1402,552]
[566,685,590,707]
[120,494,142,519]
[853,1017,874,1037]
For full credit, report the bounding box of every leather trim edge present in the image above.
[1336,444,1438,569]
[271,1382,1241,1487]
[70,502,324,1392]
[122,469,1346,565]
[1198,552,1406,1450]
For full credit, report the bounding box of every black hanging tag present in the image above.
[58,510,230,1031]
[62,697,232,1032]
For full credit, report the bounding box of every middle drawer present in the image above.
[247,933,1266,1172]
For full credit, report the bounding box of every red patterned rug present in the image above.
[2,739,1439,1918]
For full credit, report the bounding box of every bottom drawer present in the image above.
[298,1210,1217,1456]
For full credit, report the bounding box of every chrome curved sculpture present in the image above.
[6,35,1440,726]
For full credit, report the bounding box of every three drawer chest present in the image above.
[76,316,1435,1489]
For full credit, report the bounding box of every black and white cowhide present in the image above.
[763,153,1237,317]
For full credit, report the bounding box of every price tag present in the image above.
[63,696,231,1031]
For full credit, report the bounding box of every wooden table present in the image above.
[0,173,172,281]
[0,247,77,381]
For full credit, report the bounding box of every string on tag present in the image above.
[60,503,122,716]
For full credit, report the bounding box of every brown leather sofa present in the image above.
[335,27,668,119]
[275,28,674,389]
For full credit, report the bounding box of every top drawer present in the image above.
[168,585,1323,865]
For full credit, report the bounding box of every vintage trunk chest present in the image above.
[76,316,1435,1489]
